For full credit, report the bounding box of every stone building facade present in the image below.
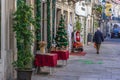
[55,0,76,52]
[0,0,102,79]
[75,0,93,45]
[0,0,35,80]
[0,0,76,80]
[0,0,17,80]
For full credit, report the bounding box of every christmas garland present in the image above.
[35,0,41,50]
[17,0,25,6]
[47,0,51,50]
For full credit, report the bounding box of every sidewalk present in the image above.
[32,39,120,80]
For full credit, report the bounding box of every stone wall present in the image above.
[0,0,17,80]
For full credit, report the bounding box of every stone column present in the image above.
[1,0,7,79]
[1,0,17,79]
[9,0,17,79]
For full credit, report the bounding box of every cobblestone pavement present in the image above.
[32,39,120,80]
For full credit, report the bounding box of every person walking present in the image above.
[93,27,104,54]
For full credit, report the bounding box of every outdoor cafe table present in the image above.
[50,50,69,65]
[34,53,57,74]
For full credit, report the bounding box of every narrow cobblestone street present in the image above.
[32,39,120,80]
[1,0,120,80]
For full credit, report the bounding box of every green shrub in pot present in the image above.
[12,0,36,70]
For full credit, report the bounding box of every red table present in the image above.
[51,50,69,60]
[51,50,69,65]
[34,53,57,67]
[34,53,57,74]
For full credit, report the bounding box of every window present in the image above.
[56,8,61,30]
[70,12,73,25]
[63,11,68,28]
[85,0,91,3]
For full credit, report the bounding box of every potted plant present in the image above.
[75,20,82,31]
[12,0,36,80]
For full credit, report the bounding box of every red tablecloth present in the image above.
[51,50,69,60]
[34,54,57,67]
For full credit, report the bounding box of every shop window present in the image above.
[56,8,61,30]
[70,12,73,25]
[63,10,68,29]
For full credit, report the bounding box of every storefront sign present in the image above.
[75,1,87,17]
[105,3,112,16]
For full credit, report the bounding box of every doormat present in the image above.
[70,51,86,56]
[79,59,103,64]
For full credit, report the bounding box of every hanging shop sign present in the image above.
[105,3,112,17]
[75,1,87,17]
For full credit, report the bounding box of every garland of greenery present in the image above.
[75,20,82,31]
[35,0,41,50]
[17,0,25,6]
[52,0,56,41]
[16,0,26,51]
[13,0,35,68]
[47,0,51,50]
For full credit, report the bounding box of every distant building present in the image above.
[75,0,93,45]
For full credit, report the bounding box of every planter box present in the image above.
[17,69,32,80]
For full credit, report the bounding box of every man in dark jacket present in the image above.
[93,28,104,54]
